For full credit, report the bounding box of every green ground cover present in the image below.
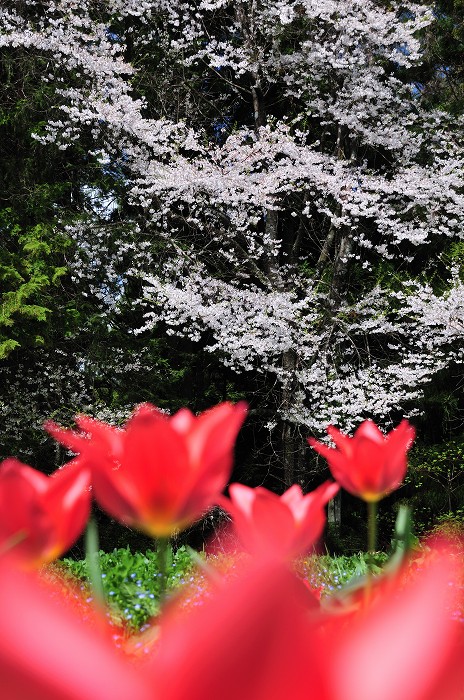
[54,547,390,631]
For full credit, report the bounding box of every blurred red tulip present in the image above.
[0,528,461,700]
[308,419,415,501]
[220,480,339,560]
[326,544,464,700]
[46,402,247,537]
[149,543,463,700]
[149,560,324,700]
[0,459,90,568]
[0,565,153,700]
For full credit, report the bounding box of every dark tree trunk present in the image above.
[327,490,341,529]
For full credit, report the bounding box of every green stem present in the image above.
[85,518,105,608]
[367,500,378,559]
[366,500,378,600]
[157,536,170,604]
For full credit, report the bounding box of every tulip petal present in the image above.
[48,402,246,537]
[75,415,125,463]
[351,437,389,497]
[353,420,385,444]
[225,481,337,559]
[280,484,304,509]
[383,419,415,486]
[327,426,355,455]
[0,567,153,700]
[188,402,247,469]
[293,483,339,553]
[123,415,190,524]
[172,404,246,521]
[0,460,52,563]
[150,561,325,700]
[45,461,91,555]
[309,420,415,502]
[228,483,255,519]
[44,421,88,456]
[170,408,196,434]
[251,488,298,556]
[329,547,464,700]
[91,467,142,528]
[307,437,348,476]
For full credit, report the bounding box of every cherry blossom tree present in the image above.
[1,0,463,485]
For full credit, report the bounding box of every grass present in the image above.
[299,551,389,597]
[52,545,197,630]
[51,547,391,631]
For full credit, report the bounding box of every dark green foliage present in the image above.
[0,47,84,358]
[405,435,464,535]
[420,1,464,113]
[428,511,464,546]
[0,210,72,358]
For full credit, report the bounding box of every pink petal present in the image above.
[280,484,304,509]
[351,437,388,495]
[170,408,196,434]
[187,402,247,469]
[228,483,256,519]
[250,489,297,556]
[353,420,385,444]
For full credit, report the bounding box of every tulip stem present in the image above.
[367,500,378,557]
[85,517,105,608]
[366,500,378,599]
[157,537,170,604]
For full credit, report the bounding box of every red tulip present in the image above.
[325,544,464,700]
[46,402,247,537]
[219,480,339,559]
[149,542,463,700]
[308,419,415,501]
[0,532,461,700]
[0,565,153,700]
[0,459,90,568]
[149,560,324,700]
